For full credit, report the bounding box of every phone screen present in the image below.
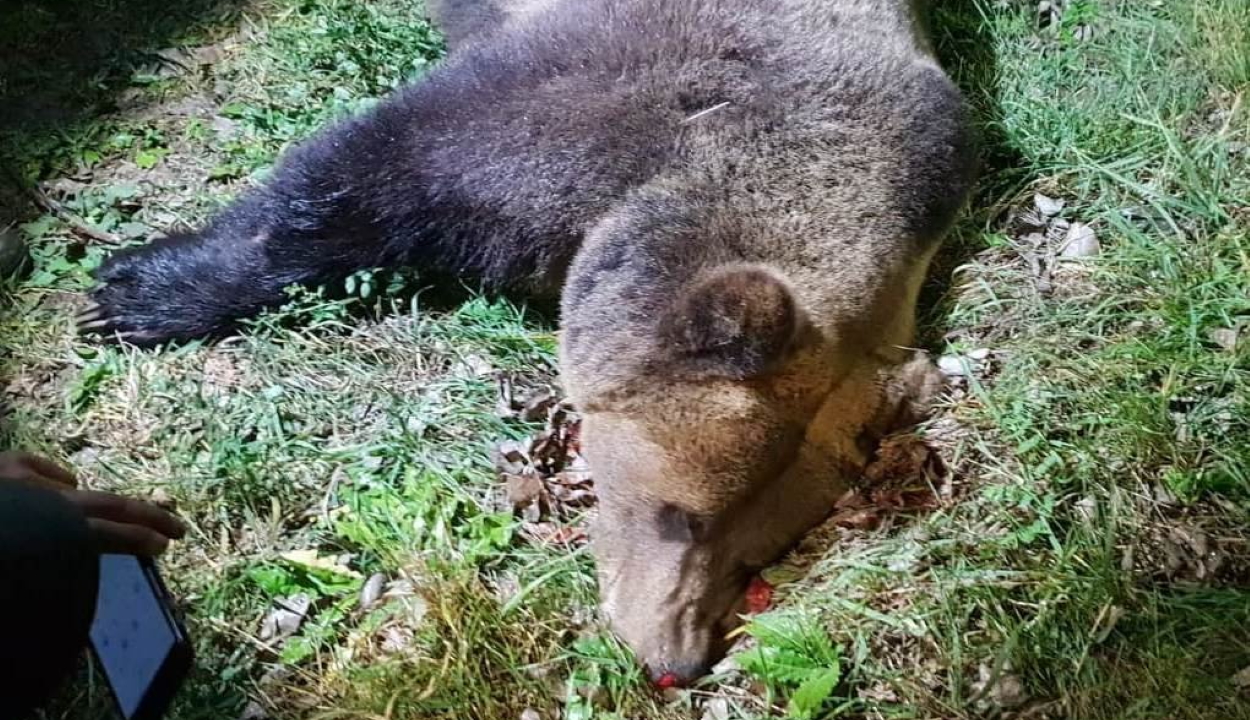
[89,554,188,719]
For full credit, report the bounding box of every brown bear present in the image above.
[81,0,977,682]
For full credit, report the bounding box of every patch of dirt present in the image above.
[200,348,252,395]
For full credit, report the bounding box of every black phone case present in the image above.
[91,557,194,720]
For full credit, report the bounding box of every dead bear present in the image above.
[81,0,978,681]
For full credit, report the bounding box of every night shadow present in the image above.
[1,4,257,718]
[0,0,246,208]
[916,0,1029,347]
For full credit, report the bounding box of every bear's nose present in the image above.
[648,660,710,689]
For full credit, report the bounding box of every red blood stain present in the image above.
[745,576,774,614]
[655,672,680,689]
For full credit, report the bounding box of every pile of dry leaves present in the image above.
[1006,192,1101,298]
[829,432,953,532]
[494,379,595,547]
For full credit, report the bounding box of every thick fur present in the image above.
[83,0,978,679]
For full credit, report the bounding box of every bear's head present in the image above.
[561,258,921,682]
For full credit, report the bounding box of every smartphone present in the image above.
[89,554,193,720]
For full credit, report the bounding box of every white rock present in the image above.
[702,698,731,720]
[359,573,386,610]
[1034,192,1065,217]
[937,355,969,377]
[1061,222,1100,258]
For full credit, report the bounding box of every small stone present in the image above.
[1060,222,1100,258]
[992,673,1028,708]
[937,355,969,377]
[702,697,731,720]
[973,664,1028,710]
[575,683,609,707]
[711,654,741,675]
[359,573,386,610]
[1034,193,1065,217]
[519,709,542,720]
[238,701,268,720]
[967,347,992,361]
[1210,327,1239,352]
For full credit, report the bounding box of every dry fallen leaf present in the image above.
[864,434,945,492]
[496,375,519,418]
[280,549,361,578]
[520,389,558,422]
[1233,666,1250,691]
[831,507,882,530]
[1210,327,1240,352]
[972,663,1029,710]
[379,624,416,655]
[494,440,530,474]
[506,473,547,510]
[523,522,588,547]
[259,594,311,643]
[495,396,596,532]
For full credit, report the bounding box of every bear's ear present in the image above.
[658,264,804,380]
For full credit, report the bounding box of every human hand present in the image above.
[0,451,187,556]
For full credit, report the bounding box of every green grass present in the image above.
[2,0,1248,718]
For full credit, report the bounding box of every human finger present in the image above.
[0,451,77,488]
[86,517,172,556]
[69,490,188,540]
[19,453,78,486]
